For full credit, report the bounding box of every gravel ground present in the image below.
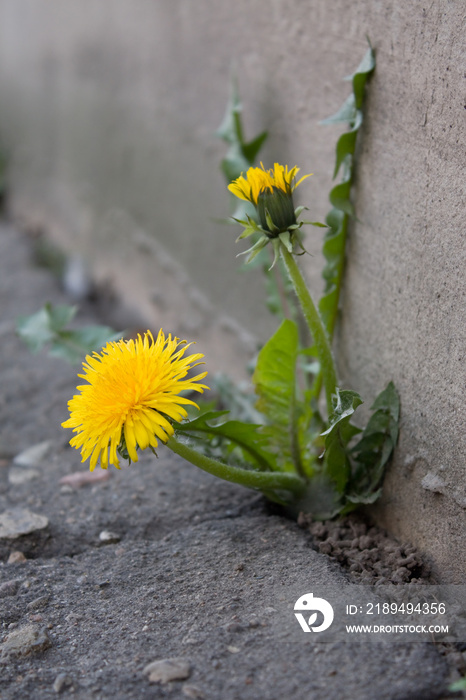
[0,222,460,699]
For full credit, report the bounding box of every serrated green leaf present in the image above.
[321,389,363,493]
[221,144,250,183]
[350,47,376,109]
[17,303,78,353]
[320,93,357,125]
[48,326,122,364]
[252,319,300,470]
[370,381,400,422]
[16,307,60,352]
[16,303,122,364]
[322,389,363,437]
[449,678,466,692]
[333,130,358,179]
[347,382,400,503]
[216,75,243,144]
[315,41,375,370]
[174,410,275,472]
[344,487,382,506]
[329,180,354,217]
[45,302,77,330]
[217,74,268,183]
[242,131,268,164]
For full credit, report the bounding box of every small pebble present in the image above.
[29,614,43,623]
[0,509,49,539]
[0,579,20,597]
[183,685,204,699]
[143,658,191,684]
[7,551,27,564]
[27,596,50,611]
[8,467,39,485]
[13,441,51,467]
[225,622,243,633]
[1,625,51,657]
[59,470,110,488]
[53,672,73,694]
[99,530,121,544]
[318,542,332,555]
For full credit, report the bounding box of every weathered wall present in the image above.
[0,1,464,580]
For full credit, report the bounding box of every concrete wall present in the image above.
[0,1,464,580]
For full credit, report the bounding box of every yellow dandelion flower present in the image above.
[228,162,311,205]
[62,330,208,471]
[228,162,312,241]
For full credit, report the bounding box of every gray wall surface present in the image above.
[0,1,464,580]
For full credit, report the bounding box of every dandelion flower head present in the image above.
[228,162,311,206]
[62,330,208,471]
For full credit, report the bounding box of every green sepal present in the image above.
[294,205,308,218]
[265,209,280,235]
[233,214,263,240]
[301,221,328,228]
[269,238,281,270]
[278,231,293,253]
[236,235,269,263]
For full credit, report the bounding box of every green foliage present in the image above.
[174,410,275,473]
[216,74,268,221]
[449,677,466,692]
[321,389,363,493]
[22,45,399,518]
[319,43,375,338]
[345,381,400,509]
[294,382,399,519]
[209,44,399,516]
[217,75,301,325]
[16,303,123,364]
[252,319,301,471]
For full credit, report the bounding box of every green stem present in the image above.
[167,436,305,496]
[310,215,348,404]
[280,243,338,416]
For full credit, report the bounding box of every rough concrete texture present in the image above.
[0,222,453,700]
[0,1,464,581]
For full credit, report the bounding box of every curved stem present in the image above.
[280,243,338,416]
[167,436,305,497]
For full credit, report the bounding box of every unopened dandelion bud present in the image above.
[257,186,297,237]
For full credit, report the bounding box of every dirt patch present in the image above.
[298,512,430,585]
